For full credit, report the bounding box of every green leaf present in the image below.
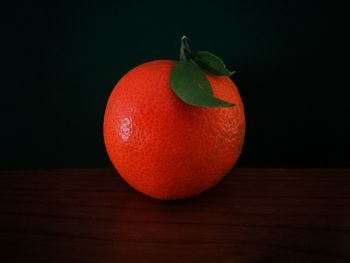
[170,61,233,107]
[193,51,235,76]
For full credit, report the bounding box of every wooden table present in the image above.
[0,168,349,262]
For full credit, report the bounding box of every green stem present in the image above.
[179,35,192,61]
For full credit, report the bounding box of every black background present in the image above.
[1,0,349,169]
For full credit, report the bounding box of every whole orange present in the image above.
[103,60,245,200]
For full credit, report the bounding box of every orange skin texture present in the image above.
[103,60,245,200]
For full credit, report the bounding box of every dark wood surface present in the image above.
[0,168,349,262]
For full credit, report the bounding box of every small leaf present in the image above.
[193,51,235,76]
[170,61,233,107]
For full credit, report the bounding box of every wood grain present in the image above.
[0,168,349,262]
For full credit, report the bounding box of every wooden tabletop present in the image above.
[0,168,349,262]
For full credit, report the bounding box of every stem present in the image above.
[179,35,192,61]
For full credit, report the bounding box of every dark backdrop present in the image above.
[1,0,349,169]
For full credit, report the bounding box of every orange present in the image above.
[103,60,245,200]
